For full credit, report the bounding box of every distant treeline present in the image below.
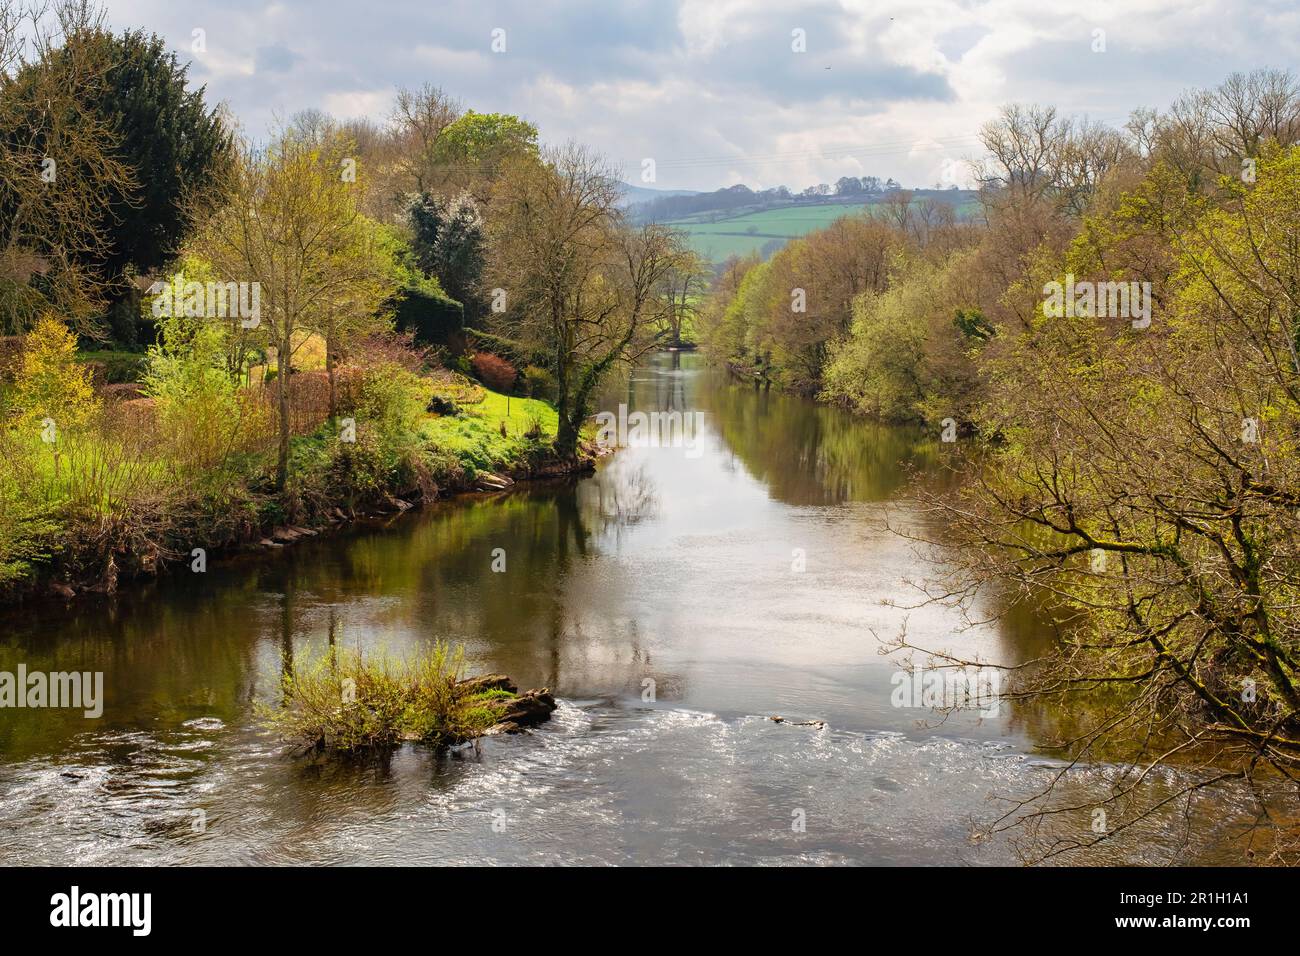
[631,174,928,223]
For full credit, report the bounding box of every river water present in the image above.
[0,353,1246,864]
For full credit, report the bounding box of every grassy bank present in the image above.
[0,354,591,604]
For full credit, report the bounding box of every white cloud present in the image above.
[104,0,1296,191]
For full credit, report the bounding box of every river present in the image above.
[0,353,1247,864]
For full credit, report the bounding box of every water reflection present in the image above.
[0,353,1251,864]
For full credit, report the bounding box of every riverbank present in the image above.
[0,354,1251,866]
[0,370,603,608]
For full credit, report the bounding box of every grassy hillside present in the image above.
[666,193,981,262]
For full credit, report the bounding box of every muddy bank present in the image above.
[3,445,604,610]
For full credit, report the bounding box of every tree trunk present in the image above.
[556,415,580,460]
[326,335,337,420]
[275,336,291,491]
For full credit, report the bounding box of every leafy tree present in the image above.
[921,146,1300,862]
[2,23,233,348]
[434,111,538,187]
[407,191,485,318]
[42,29,232,284]
[14,315,97,429]
[143,255,261,382]
[654,250,709,347]
[193,130,396,488]
[0,0,136,335]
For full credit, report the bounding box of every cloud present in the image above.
[105,0,1297,191]
[253,43,297,74]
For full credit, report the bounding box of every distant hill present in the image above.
[649,188,981,263]
[616,182,699,207]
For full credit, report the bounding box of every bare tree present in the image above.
[389,83,462,195]
[487,143,686,457]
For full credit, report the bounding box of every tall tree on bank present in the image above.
[487,144,683,458]
[432,111,538,198]
[407,190,484,319]
[655,249,709,348]
[5,22,232,341]
[194,131,395,488]
[0,0,135,334]
[47,28,232,280]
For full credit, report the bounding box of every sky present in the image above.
[106,0,1300,192]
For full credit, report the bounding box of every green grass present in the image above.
[667,196,982,262]
[75,349,148,384]
[422,384,557,473]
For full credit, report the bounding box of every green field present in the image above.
[666,195,981,262]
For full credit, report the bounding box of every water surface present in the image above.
[0,354,1245,864]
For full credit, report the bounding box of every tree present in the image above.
[37,28,233,285]
[389,83,462,195]
[144,254,262,382]
[487,144,684,457]
[433,111,538,193]
[407,190,484,319]
[0,0,135,334]
[193,130,396,487]
[14,314,96,430]
[914,146,1300,862]
[654,249,709,347]
[317,213,397,417]
[1154,69,1300,190]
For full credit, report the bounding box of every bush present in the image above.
[470,351,517,393]
[144,314,257,481]
[521,364,556,402]
[358,362,429,448]
[390,283,466,352]
[0,483,63,585]
[260,642,514,752]
[14,317,98,430]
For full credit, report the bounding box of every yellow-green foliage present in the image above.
[823,252,986,425]
[262,642,513,751]
[145,313,264,481]
[424,385,557,472]
[14,317,98,430]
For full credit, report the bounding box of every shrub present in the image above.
[0,483,63,585]
[358,361,429,448]
[261,642,513,752]
[470,351,516,393]
[144,314,263,482]
[521,364,556,402]
[14,317,98,430]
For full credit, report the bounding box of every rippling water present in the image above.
[0,354,1248,864]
